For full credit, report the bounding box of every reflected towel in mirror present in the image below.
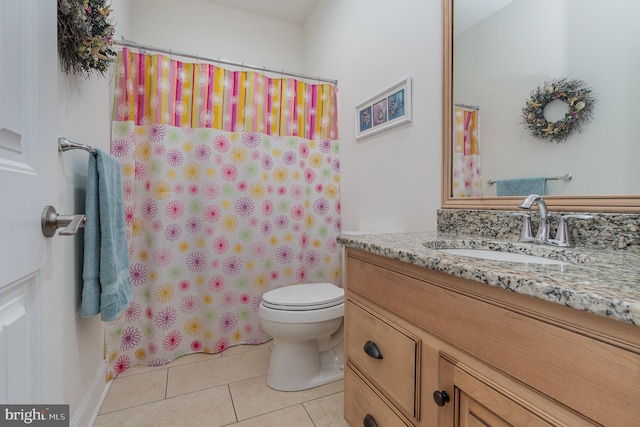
[496,177,546,197]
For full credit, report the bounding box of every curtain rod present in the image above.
[455,103,480,110]
[115,38,338,86]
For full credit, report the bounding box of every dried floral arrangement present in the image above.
[58,0,117,78]
[522,78,596,143]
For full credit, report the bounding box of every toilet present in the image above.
[258,282,345,391]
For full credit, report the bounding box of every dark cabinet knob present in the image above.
[433,390,450,407]
[363,414,378,427]
[363,341,383,359]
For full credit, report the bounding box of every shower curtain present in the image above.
[452,106,483,197]
[105,49,340,379]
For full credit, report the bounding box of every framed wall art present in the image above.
[355,77,412,140]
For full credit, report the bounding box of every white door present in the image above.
[0,0,63,403]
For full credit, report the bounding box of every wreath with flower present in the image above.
[522,78,595,142]
[58,0,117,78]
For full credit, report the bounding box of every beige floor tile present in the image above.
[304,392,349,427]
[166,348,270,398]
[98,370,167,415]
[97,343,347,427]
[224,404,314,427]
[94,385,236,427]
[220,340,272,357]
[230,376,344,421]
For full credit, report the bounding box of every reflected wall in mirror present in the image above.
[442,0,640,212]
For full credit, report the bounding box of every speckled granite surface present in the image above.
[338,231,640,326]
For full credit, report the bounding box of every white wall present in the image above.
[57,1,131,425]
[129,0,305,73]
[305,0,442,232]
[455,0,640,196]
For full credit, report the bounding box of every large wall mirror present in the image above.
[442,0,640,212]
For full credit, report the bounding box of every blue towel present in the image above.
[496,177,546,197]
[81,148,132,321]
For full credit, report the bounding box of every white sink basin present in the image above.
[438,248,567,266]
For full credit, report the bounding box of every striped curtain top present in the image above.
[112,48,339,140]
[454,106,479,155]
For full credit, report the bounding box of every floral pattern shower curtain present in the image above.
[452,106,483,197]
[105,49,340,379]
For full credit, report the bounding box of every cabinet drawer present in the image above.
[345,298,420,419]
[344,364,412,427]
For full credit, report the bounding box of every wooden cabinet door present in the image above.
[457,388,553,427]
[438,356,553,427]
[459,390,512,427]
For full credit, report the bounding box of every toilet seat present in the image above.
[261,283,344,311]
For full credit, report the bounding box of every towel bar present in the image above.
[58,136,94,153]
[487,174,572,185]
[41,205,87,237]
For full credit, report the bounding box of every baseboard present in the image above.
[70,360,111,427]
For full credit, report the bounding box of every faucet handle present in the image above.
[550,214,593,247]
[510,212,534,242]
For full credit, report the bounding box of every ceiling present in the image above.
[203,0,320,25]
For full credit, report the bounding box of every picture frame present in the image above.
[355,77,412,140]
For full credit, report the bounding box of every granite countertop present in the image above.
[337,231,640,326]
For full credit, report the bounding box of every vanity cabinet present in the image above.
[343,248,640,427]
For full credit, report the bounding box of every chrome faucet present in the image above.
[519,194,550,243]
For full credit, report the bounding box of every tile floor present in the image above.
[93,341,349,426]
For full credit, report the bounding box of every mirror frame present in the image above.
[441,0,640,213]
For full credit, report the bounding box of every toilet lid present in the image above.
[261,283,344,311]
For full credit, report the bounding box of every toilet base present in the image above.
[265,339,344,392]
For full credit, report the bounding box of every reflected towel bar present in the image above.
[59,136,94,153]
[487,174,572,185]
